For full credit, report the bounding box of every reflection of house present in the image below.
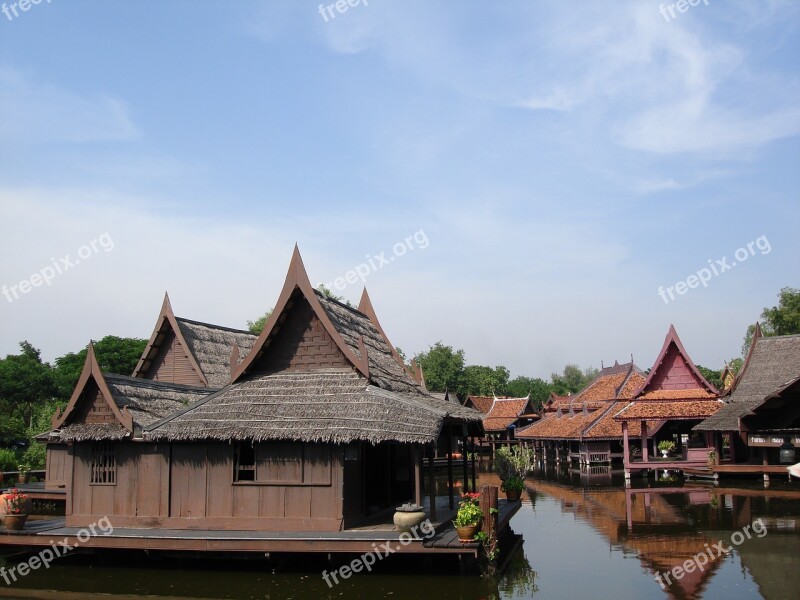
[41,247,483,536]
[529,480,723,600]
[694,325,800,471]
[614,325,721,477]
[516,362,651,464]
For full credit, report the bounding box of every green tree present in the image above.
[247,309,273,334]
[53,336,147,400]
[462,365,510,396]
[696,365,722,389]
[414,342,465,393]
[550,364,598,395]
[0,342,57,434]
[743,287,800,355]
[507,376,552,409]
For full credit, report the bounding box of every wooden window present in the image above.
[234,442,256,482]
[90,442,116,485]
[233,442,332,486]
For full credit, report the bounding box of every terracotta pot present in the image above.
[505,489,522,501]
[3,514,27,531]
[455,524,481,542]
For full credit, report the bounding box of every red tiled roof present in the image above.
[614,400,721,421]
[482,397,530,432]
[467,396,494,414]
[638,389,717,400]
[619,372,646,398]
[582,402,660,439]
[576,373,628,402]
[516,410,600,440]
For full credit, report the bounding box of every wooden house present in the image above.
[516,361,650,464]
[694,326,800,470]
[614,325,721,478]
[41,247,483,533]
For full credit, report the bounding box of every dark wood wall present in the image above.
[144,331,205,386]
[45,444,69,490]
[67,441,344,531]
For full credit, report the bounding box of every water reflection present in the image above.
[520,462,800,600]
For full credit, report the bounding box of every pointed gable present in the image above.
[635,325,718,399]
[133,293,208,387]
[52,343,134,438]
[232,246,369,382]
[133,293,257,387]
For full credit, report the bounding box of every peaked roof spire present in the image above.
[634,324,717,396]
[52,342,133,432]
[358,288,408,372]
[231,246,370,382]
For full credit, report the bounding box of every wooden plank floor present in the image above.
[0,498,522,556]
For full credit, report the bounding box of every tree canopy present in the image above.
[743,287,800,355]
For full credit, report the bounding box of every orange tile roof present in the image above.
[581,402,660,439]
[619,372,646,398]
[482,397,530,432]
[614,400,722,421]
[516,410,600,440]
[639,389,717,400]
[467,396,494,414]
[576,373,628,402]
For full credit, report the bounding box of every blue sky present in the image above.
[0,0,798,379]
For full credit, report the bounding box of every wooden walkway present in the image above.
[0,498,521,557]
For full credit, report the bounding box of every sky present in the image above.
[0,0,798,380]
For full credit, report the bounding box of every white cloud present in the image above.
[0,67,140,144]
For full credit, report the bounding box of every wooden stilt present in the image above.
[447,425,455,510]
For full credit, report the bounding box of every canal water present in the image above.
[2,463,799,599]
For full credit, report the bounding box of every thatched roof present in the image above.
[314,291,424,396]
[695,333,800,431]
[145,369,480,445]
[175,317,257,387]
[57,375,212,442]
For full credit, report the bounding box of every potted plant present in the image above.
[452,492,482,542]
[501,475,524,501]
[17,463,30,485]
[657,441,675,458]
[707,450,717,467]
[494,446,533,499]
[2,488,29,531]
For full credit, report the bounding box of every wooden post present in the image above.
[470,437,477,492]
[413,445,421,506]
[622,421,630,480]
[447,425,455,510]
[462,434,469,494]
[641,421,649,463]
[428,447,436,522]
[480,484,498,541]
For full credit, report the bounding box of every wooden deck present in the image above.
[0,498,521,557]
[1,482,66,503]
[684,463,795,483]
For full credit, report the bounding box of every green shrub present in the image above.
[22,442,46,471]
[0,448,19,472]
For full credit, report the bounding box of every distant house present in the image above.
[614,325,721,477]
[694,325,800,465]
[41,247,482,532]
[480,395,535,452]
[517,361,648,464]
